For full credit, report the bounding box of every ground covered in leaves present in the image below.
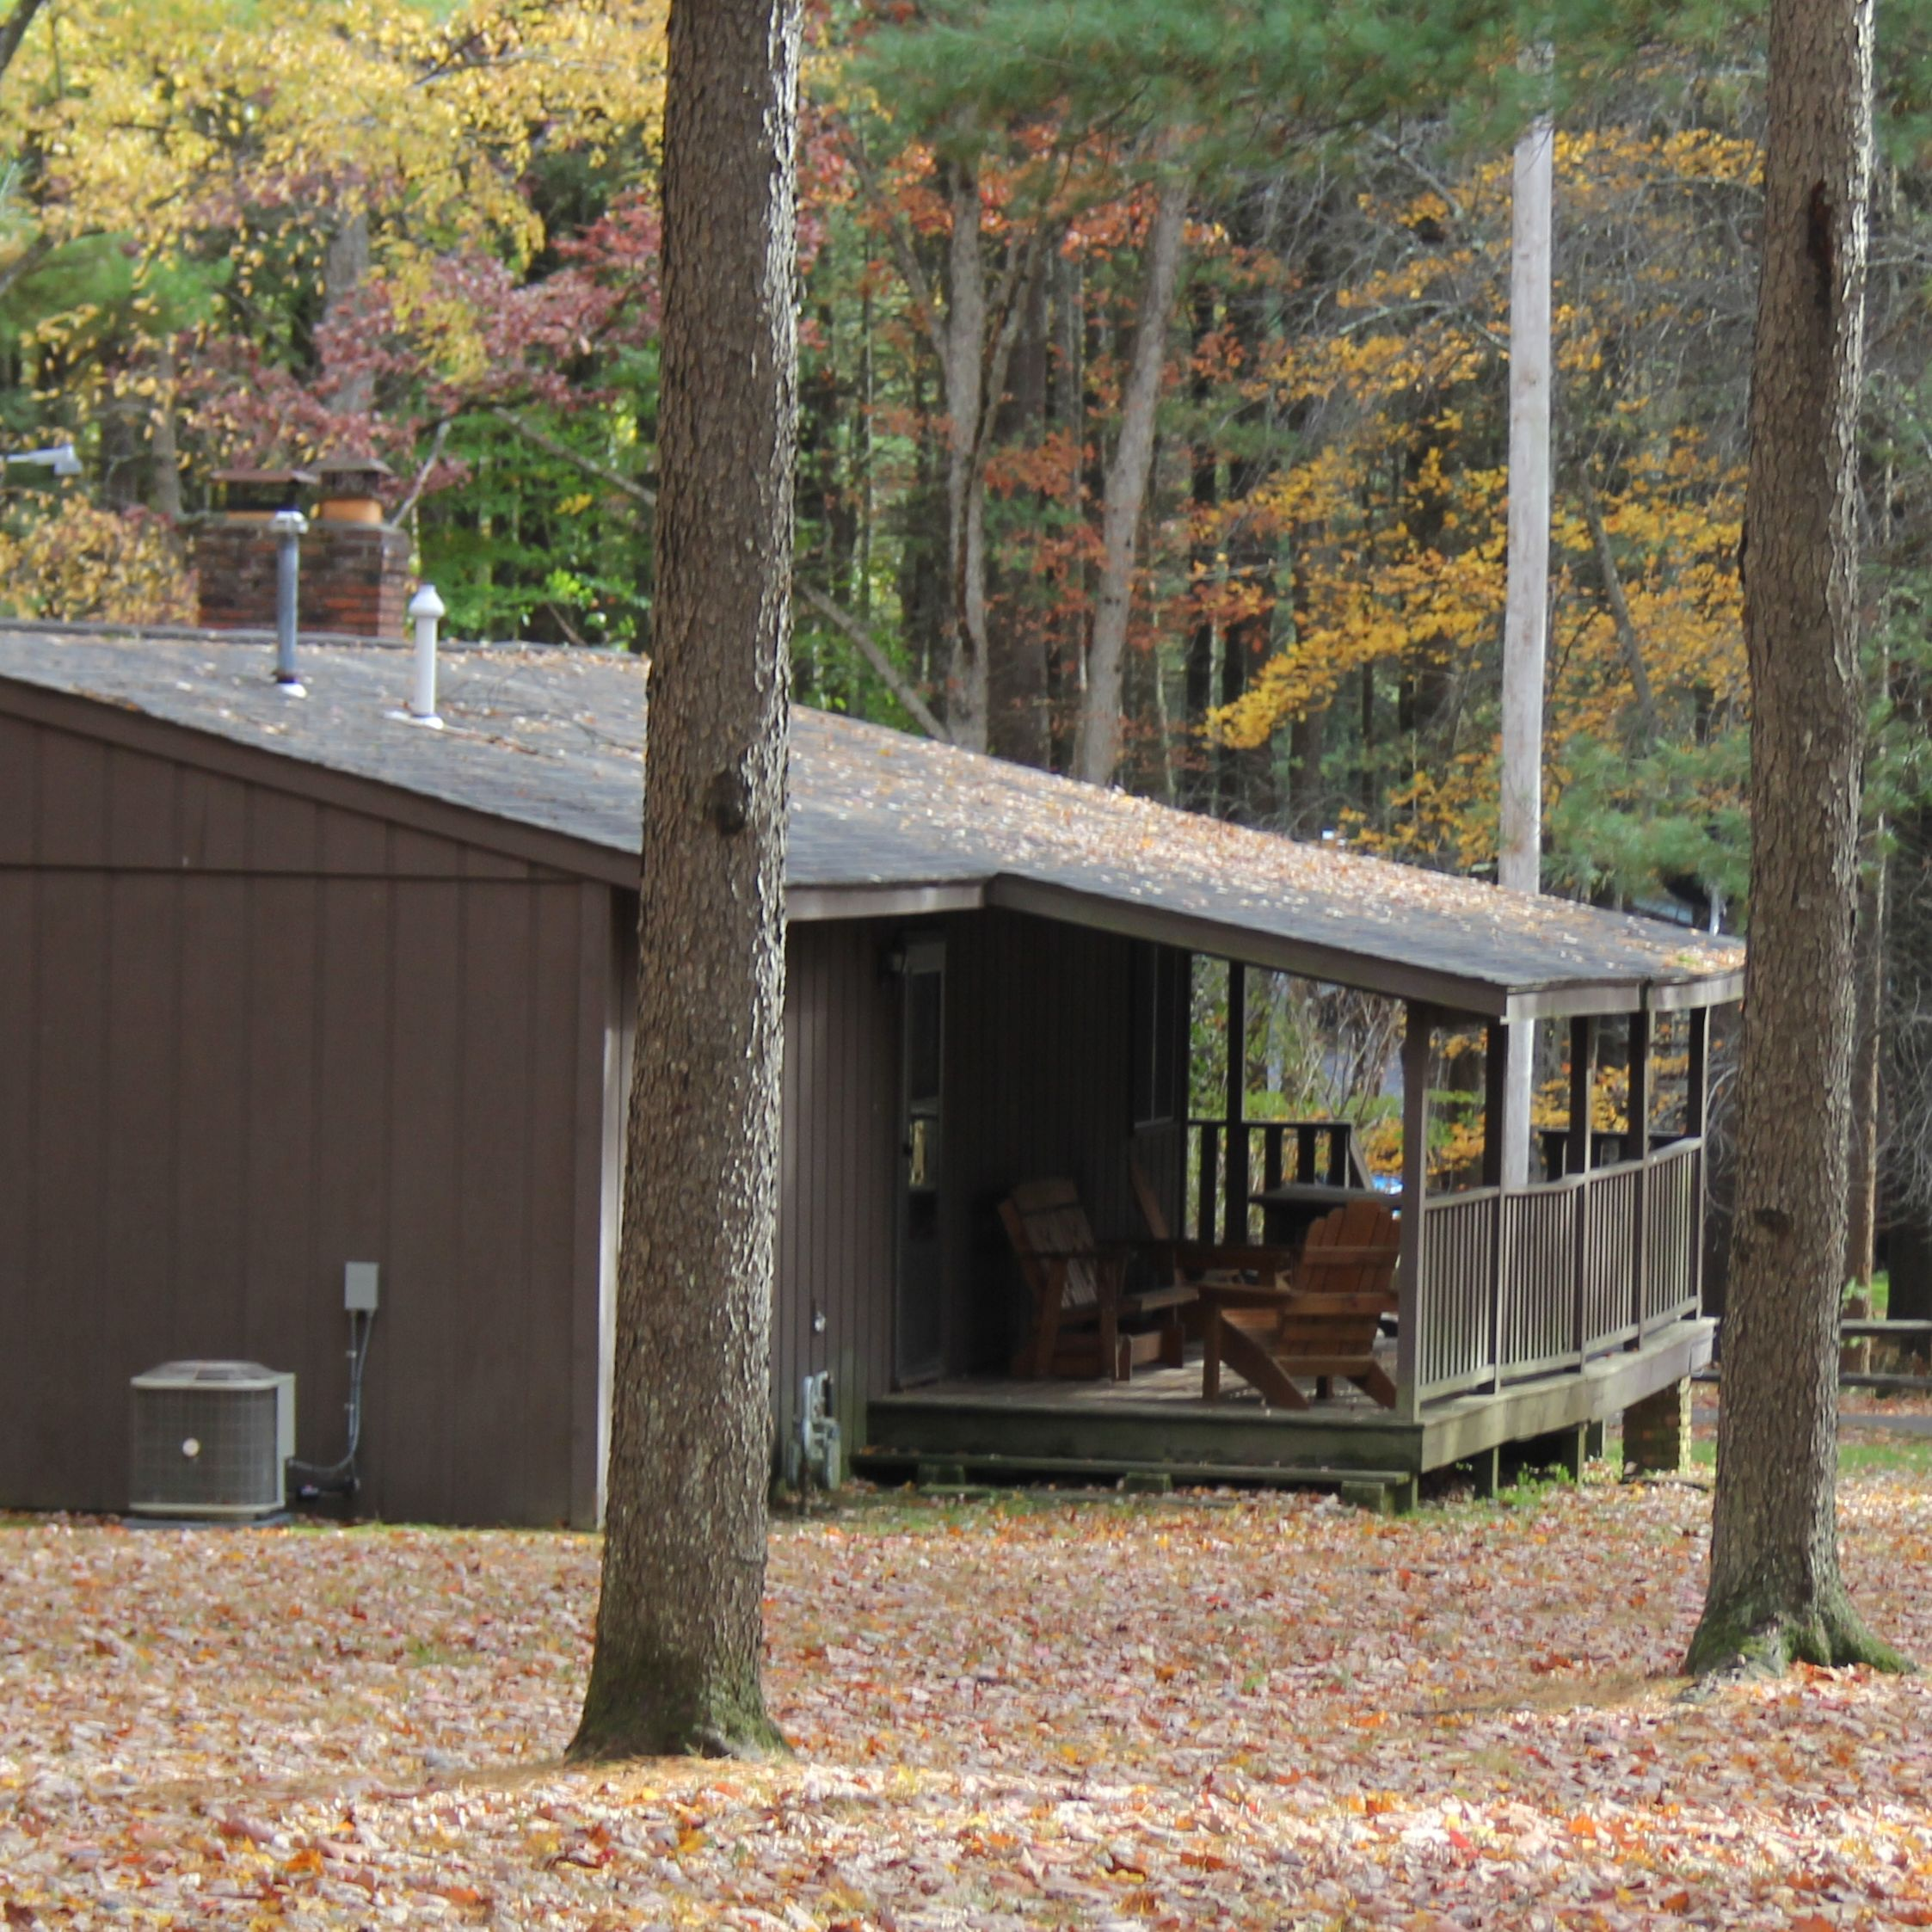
[3,1467,1930,1929]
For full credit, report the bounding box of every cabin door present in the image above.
[894,938,946,1383]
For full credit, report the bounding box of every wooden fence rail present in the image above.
[1418,1138,1703,1403]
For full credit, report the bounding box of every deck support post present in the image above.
[1396,1002,1432,1423]
[1628,1006,1652,1346]
[1467,1444,1504,1499]
[1224,961,1248,1245]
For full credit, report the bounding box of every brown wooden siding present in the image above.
[0,713,610,1527]
[772,920,898,1459]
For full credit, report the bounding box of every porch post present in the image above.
[1224,961,1248,1244]
[1566,1015,1596,1174]
[1396,1002,1432,1422]
[1686,1005,1710,1311]
[1482,1021,1510,1189]
[1484,1020,1511,1392]
[1628,1004,1652,1344]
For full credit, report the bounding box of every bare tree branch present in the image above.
[0,0,47,84]
[794,581,950,741]
[391,417,452,528]
[488,406,948,740]
[1576,464,1663,748]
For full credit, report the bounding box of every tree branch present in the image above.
[1577,465,1662,748]
[794,581,950,741]
[0,0,47,84]
[487,407,948,740]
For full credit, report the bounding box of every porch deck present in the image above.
[857,1318,1715,1492]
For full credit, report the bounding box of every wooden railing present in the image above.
[1418,1138,1704,1402]
[1182,1117,1370,1244]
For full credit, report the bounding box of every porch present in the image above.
[858,1313,1711,1491]
[858,984,1722,1496]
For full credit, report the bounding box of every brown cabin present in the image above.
[0,626,1743,1523]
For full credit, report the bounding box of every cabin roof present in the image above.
[0,625,1742,1019]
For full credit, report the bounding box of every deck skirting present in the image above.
[858,1318,1714,1488]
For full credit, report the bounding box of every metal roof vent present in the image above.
[129,1361,295,1520]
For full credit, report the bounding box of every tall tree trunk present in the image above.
[988,262,1051,766]
[1182,284,1218,811]
[149,338,185,521]
[1846,844,1884,1285]
[571,0,800,1761]
[939,165,990,747]
[1687,0,1902,1677]
[1074,174,1189,787]
[323,212,373,417]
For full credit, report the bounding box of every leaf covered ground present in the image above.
[3,1465,1929,1930]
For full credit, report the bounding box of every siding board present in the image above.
[0,714,37,861]
[381,879,465,1522]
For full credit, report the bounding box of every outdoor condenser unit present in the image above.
[129,1361,296,1520]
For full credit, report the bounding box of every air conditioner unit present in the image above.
[129,1361,296,1520]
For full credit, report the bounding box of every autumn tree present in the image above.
[1684,0,1904,1677]
[570,0,800,1761]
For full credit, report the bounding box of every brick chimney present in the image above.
[195,458,412,640]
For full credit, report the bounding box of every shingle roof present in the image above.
[0,625,1743,1019]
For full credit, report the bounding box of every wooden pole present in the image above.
[1498,98,1554,1192]
[1567,1016,1596,1176]
[1397,1004,1433,1420]
[1224,961,1248,1244]
[1629,1007,1652,1342]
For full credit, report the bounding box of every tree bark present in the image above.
[1074,173,1189,787]
[1687,0,1903,1677]
[570,0,800,1761]
[1846,844,1884,1286]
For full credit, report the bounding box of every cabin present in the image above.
[0,625,1742,1523]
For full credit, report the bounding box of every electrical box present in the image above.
[344,1262,379,1313]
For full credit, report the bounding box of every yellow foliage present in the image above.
[0,501,194,626]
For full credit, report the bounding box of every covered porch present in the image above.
[856,872,1737,1498]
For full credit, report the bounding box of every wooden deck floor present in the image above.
[856,1321,1716,1492]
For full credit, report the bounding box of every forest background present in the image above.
[5,0,1932,1280]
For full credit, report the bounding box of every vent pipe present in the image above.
[270,509,307,694]
[406,583,446,728]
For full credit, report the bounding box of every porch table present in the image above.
[1250,1180,1383,1249]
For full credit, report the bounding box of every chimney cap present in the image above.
[212,465,320,486]
[317,452,394,481]
[409,583,446,621]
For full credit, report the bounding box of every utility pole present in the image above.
[1498,102,1554,1189]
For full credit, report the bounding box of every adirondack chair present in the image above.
[1197,1197,1400,1410]
[1128,1155,1301,1294]
[1000,1179,1196,1381]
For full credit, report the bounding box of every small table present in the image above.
[1249,1181,1384,1250]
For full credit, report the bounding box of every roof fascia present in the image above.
[986,874,1507,1019]
[790,881,986,922]
[0,673,637,887]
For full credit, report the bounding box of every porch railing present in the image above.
[1417,1138,1703,1402]
[1182,1116,1370,1243]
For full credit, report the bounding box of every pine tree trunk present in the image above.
[571,0,799,1761]
[1686,0,1903,1678]
[1074,174,1189,787]
[940,166,990,750]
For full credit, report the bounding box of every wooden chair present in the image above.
[1128,1155,1301,1293]
[1000,1179,1194,1381]
[1198,1197,1400,1410]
